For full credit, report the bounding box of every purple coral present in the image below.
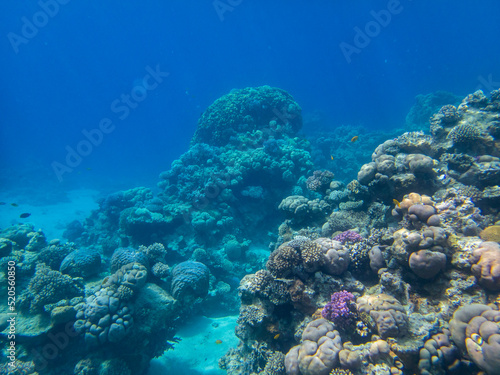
[321,290,356,328]
[333,230,363,244]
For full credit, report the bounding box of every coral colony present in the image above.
[2,86,500,375]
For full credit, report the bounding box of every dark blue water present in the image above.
[1,1,499,196]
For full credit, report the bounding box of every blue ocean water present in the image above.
[1,2,500,374]
[1,1,499,196]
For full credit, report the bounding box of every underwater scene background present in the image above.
[1,1,500,375]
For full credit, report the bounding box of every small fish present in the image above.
[86,167,92,171]
[215,339,222,344]
[273,333,280,340]
[350,136,359,143]
[330,155,334,160]
[393,199,401,208]
[20,213,31,218]
[11,203,18,207]
[0,202,6,205]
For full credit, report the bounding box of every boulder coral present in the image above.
[191,85,302,147]
[471,241,500,291]
[285,318,342,375]
[74,262,147,345]
[170,261,210,302]
[60,248,101,278]
[450,304,500,374]
[356,294,408,339]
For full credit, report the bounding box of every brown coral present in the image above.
[356,294,408,339]
[266,245,300,277]
[285,319,343,375]
[471,241,500,291]
[301,241,324,273]
[449,304,500,374]
[480,225,500,242]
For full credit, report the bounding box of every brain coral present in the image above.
[171,261,210,301]
[191,85,302,147]
[285,318,342,375]
[110,247,150,273]
[60,248,101,278]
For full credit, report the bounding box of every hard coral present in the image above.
[110,247,149,273]
[60,248,101,278]
[418,329,461,375]
[266,244,301,277]
[450,304,500,374]
[409,250,446,279]
[332,230,363,245]
[74,263,146,345]
[285,319,342,375]
[480,225,500,242]
[447,123,481,144]
[321,291,356,329]
[356,294,408,339]
[23,263,84,313]
[471,241,500,291]
[306,170,335,193]
[192,85,302,147]
[170,261,210,302]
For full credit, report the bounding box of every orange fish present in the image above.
[215,340,223,344]
[330,155,334,160]
[274,333,280,340]
[350,136,359,143]
[393,199,401,208]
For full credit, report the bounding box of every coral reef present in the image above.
[4,87,500,375]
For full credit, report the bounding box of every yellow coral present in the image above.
[479,225,500,242]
